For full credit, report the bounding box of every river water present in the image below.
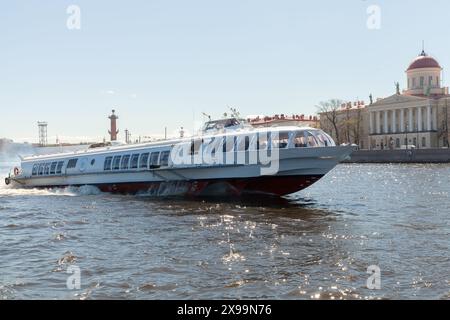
[0,147,449,299]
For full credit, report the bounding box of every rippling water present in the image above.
[1,151,449,299]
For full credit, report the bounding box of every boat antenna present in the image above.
[202,112,211,121]
[228,106,240,118]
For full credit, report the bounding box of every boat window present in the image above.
[257,132,269,150]
[307,132,318,147]
[120,155,130,170]
[294,131,307,147]
[67,158,78,169]
[309,130,335,147]
[210,138,217,156]
[237,136,250,151]
[314,132,327,146]
[202,138,216,157]
[50,162,57,174]
[272,131,290,149]
[160,151,170,167]
[32,164,38,176]
[321,132,335,146]
[38,164,44,175]
[139,153,149,169]
[222,136,235,152]
[190,140,202,155]
[104,156,113,171]
[323,132,335,146]
[112,156,121,170]
[130,154,139,169]
[150,152,160,167]
[44,163,50,175]
[56,161,64,174]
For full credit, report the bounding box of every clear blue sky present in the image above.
[2,0,450,143]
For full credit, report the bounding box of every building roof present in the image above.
[247,114,319,125]
[406,50,441,71]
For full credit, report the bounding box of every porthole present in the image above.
[91,159,95,166]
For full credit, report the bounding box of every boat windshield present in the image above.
[293,129,336,147]
[202,118,243,132]
[309,130,335,147]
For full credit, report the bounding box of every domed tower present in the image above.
[404,50,447,96]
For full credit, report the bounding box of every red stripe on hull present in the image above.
[95,175,324,197]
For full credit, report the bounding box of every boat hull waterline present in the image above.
[8,175,323,197]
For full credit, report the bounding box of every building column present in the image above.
[427,106,431,131]
[369,111,374,134]
[433,106,438,130]
[392,109,397,133]
[376,111,381,134]
[418,107,422,131]
[408,108,413,132]
[384,110,388,133]
[400,109,405,132]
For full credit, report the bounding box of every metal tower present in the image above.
[38,122,48,147]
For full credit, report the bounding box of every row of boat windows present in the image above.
[32,161,66,176]
[31,151,171,176]
[30,131,333,176]
[189,130,335,154]
[104,151,170,171]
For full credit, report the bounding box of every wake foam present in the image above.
[0,184,103,197]
[60,185,103,196]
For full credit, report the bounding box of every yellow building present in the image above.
[368,50,450,149]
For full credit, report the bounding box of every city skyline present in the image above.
[2,0,450,143]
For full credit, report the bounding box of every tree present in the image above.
[351,108,363,145]
[316,99,344,144]
[438,100,450,148]
[341,118,356,144]
[343,106,352,143]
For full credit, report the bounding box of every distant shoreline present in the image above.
[344,148,450,163]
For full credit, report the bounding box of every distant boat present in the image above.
[4,118,354,197]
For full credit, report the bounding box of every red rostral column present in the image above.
[108,109,119,141]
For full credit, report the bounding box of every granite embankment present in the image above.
[344,148,450,163]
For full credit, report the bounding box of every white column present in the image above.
[392,110,397,133]
[427,106,431,131]
[408,108,413,132]
[400,109,405,132]
[433,106,438,130]
[369,111,374,134]
[384,110,388,133]
[418,107,422,131]
[376,111,381,134]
